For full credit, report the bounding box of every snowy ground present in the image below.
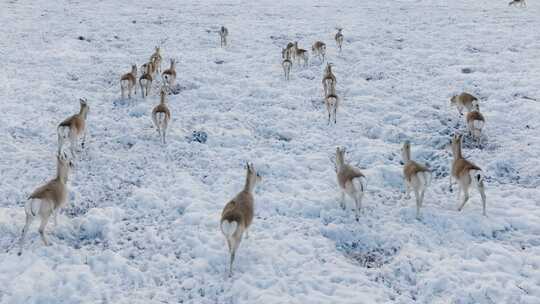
[1,0,540,303]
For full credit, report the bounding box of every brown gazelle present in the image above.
[219,26,229,47]
[335,147,367,221]
[161,59,177,88]
[466,101,485,146]
[335,28,344,52]
[281,48,292,80]
[401,141,432,219]
[312,41,326,62]
[325,93,338,124]
[152,89,171,144]
[450,133,487,215]
[220,163,262,277]
[120,64,138,100]
[139,63,154,98]
[293,41,309,67]
[57,98,90,157]
[18,151,74,255]
[509,0,526,7]
[450,92,478,115]
[150,46,162,73]
[322,63,337,97]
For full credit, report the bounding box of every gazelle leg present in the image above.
[340,191,346,210]
[458,187,470,212]
[18,213,34,255]
[38,213,51,246]
[415,189,421,220]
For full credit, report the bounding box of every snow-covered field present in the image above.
[1,0,540,303]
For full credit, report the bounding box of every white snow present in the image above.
[1,0,540,303]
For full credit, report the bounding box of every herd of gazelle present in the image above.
[281,28,342,124]
[17,26,489,279]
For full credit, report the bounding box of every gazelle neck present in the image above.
[402,146,411,162]
[57,161,69,184]
[452,141,462,160]
[243,171,255,193]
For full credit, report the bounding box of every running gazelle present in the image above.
[220,163,262,277]
[401,141,432,219]
[335,147,367,221]
[18,151,74,255]
[450,133,487,215]
[120,64,137,99]
[151,89,171,144]
[57,98,90,158]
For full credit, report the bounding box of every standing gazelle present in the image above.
[120,64,137,100]
[151,89,171,144]
[466,101,485,146]
[335,147,367,221]
[58,98,90,158]
[322,63,337,97]
[450,133,487,215]
[161,59,177,88]
[450,92,478,115]
[293,42,309,67]
[325,93,338,124]
[150,46,162,74]
[139,63,154,98]
[312,41,326,62]
[220,163,262,277]
[219,26,229,47]
[18,151,74,255]
[401,141,432,219]
[281,48,292,80]
[335,28,344,52]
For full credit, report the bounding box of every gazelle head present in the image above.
[131,64,137,75]
[400,140,411,164]
[336,146,346,167]
[450,95,458,106]
[471,100,480,112]
[79,98,89,117]
[451,133,463,157]
[57,149,74,182]
[155,46,161,54]
[245,162,262,191]
[170,59,176,69]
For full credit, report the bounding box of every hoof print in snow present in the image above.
[339,242,399,268]
[461,68,473,74]
[78,36,85,40]
[170,84,182,95]
[215,60,224,65]
[189,131,208,144]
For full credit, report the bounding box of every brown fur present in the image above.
[220,163,261,276]
[57,99,89,156]
[336,147,366,220]
[139,70,153,97]
[152,90,171,144]
[403,161,429,182]
[161,59,177,87]
[312,41,326,62]
[450,134,487,215]
[450,92,477,114]
[466,111,484,124]
[150,47,162,73]
[293,42,309,67]
[19,152,73,254]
